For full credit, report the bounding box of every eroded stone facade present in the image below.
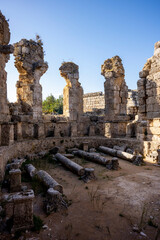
[59,62,83,120]
[101,56,128,120]
[13,38,48,121]
[0,12,13,122]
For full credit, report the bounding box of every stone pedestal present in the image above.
[2,190,34,232]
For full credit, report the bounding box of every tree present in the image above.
[42,94,63,114]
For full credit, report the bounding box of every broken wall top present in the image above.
[14,38,48,80]
[101,56,125,84]
[59,62,80,87]
[0,11,10,45]
[141,41,160,77]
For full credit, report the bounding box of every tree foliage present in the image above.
[42,94,63,114]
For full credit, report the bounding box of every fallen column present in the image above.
[55,153,85,176]
[36,170,63,193]
[99,146,142,164]
[116,150,136,162]
[73,150,110,166]
[25,164,37,178]
[98,146,117,157]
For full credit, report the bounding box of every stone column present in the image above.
[13,38,48,121]
[71,123,77,137]
[89,125,95,136]
[9,124,14,145]
[59,62,83,121]
[17,122,22,140]
[101,56,128,121]
[0,12,13,122]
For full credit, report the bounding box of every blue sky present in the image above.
[1,0,160,102]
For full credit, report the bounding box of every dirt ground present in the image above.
[2,153,160,240]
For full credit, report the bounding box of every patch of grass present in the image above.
[88,186,107,212]
[21,159,32,170]
[33,215,43,232]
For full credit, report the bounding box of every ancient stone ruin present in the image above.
[59,62,83,120]
[13,38,48,121]
[101,56,128,120]
[0,10,160,238]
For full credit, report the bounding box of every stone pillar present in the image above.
[157,149,160,165]
[0,12,13,122]
[71,123,77,137]
[59,62,83,121]
[105,122,112,138]
[17,122,22,140]
[9,169,21,192]
[13,38,48,121]
[89,125,95,136]
[9,124,14,145]
[101,56,128,121]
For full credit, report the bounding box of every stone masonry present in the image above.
[14,38,48,121]
[59,62,83,121]
[101,56,128,120]
[83,92,105,113]
[137,41,160,156]
[0,11,13,122]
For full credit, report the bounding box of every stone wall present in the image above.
[137,41,160,156]
[0,12,13,122]
[83,90,138,116]
[83,92,105,113]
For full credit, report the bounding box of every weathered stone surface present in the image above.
[137,41,160,150]
[0,12,11,122]
[83,92,105,113]
[13,38,48,120]
[55,153,85,176]
[25,164,37,178]
[101,56,128,120]
[2,190,34,232]
[44,188,67,214]
[9,169,21,192]
[59,62,83,120]
[36,170,63,193]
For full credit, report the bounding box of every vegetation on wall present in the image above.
[42,94,63,114]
